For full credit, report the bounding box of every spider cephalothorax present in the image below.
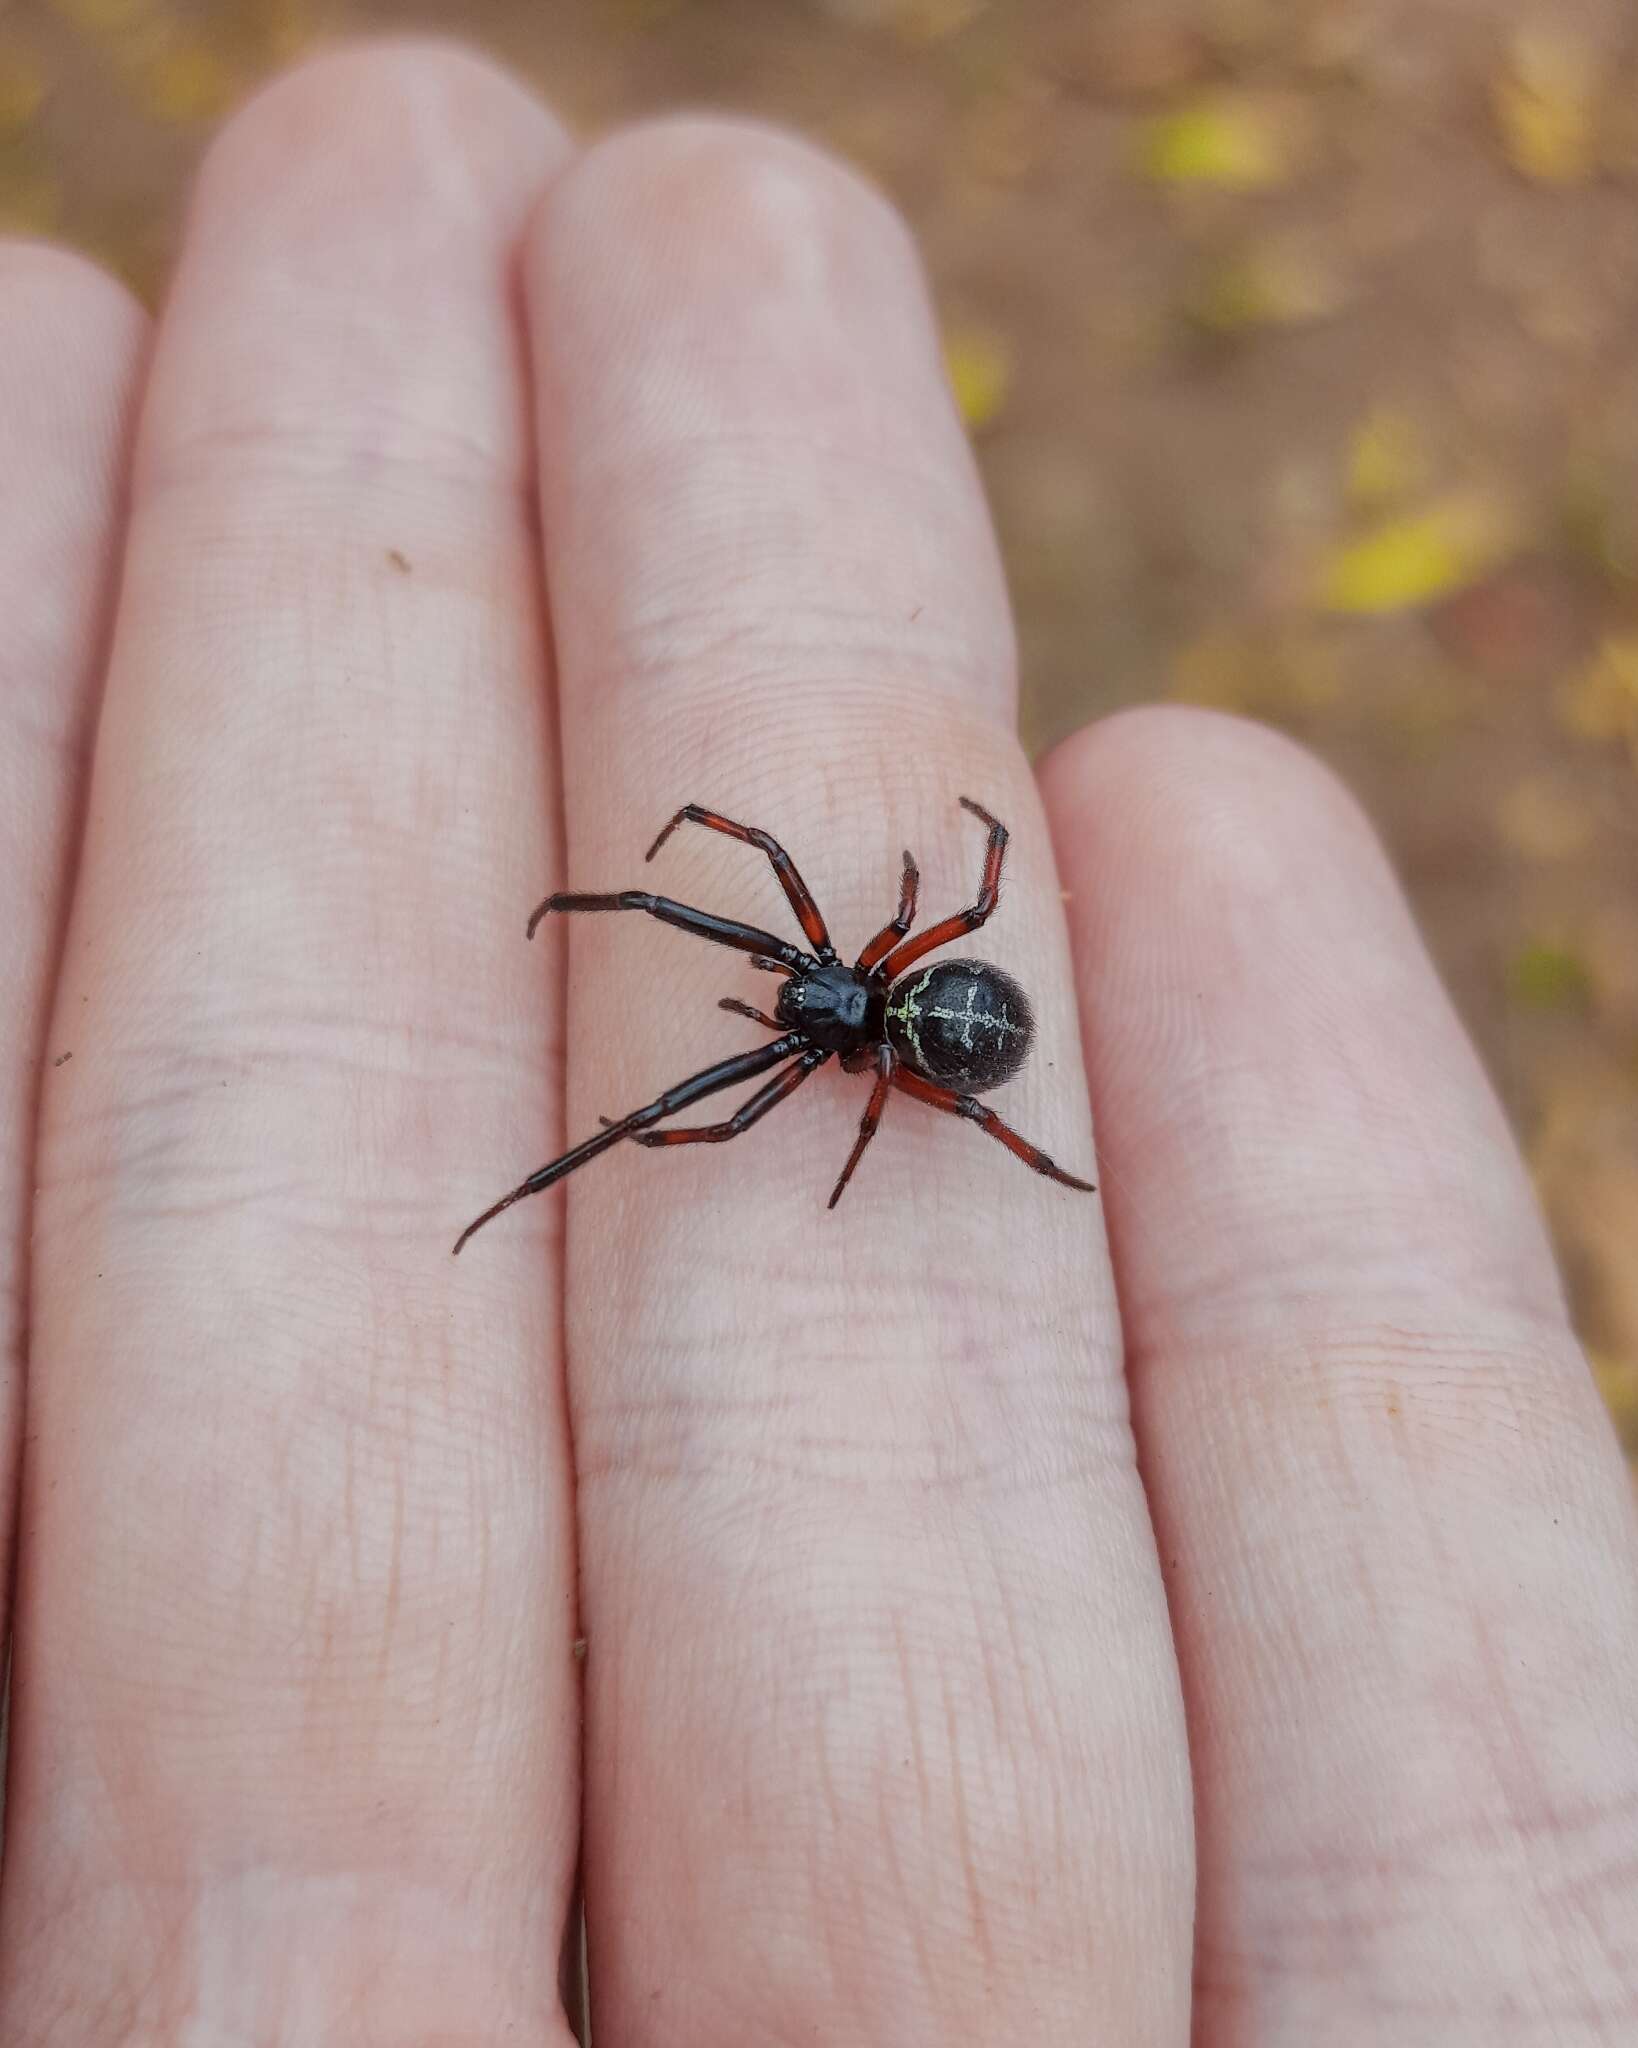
[453,798,1094,1254]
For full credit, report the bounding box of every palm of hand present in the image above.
[0,41,1634,2048]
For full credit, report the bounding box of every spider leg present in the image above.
[876,797,1006,982]
[892,1066,1095,1193]
[645,804,836,960]
[855,849,920,974]
[529,890,812,972]
[828,1043,896,1208]
[452,1032,807,1252]
[719,996,785,1030]
[634,1047,829,1146]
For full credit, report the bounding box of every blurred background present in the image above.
[1,0,1634,1465]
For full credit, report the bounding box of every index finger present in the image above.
[1042,707,1638,2041]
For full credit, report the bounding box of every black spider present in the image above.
[452,798,1095,1253]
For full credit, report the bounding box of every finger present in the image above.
[524,123,1192,2046]
[2,47,579,2037]
[0,247,144,1659]
[1041,707,1638,2045]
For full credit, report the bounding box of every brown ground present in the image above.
[4,0,1635,1462]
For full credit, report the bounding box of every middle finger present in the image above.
[522,119,1193,2046]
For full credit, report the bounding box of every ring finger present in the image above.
[1,46,581,2037]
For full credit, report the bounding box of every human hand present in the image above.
[2,40,1634,2045]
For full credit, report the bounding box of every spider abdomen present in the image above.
[883,957,1035,1093]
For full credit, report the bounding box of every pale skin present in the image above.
[0,39,1635,2047]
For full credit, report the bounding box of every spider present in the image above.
[452,797,1095,1254]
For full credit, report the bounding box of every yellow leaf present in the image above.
[1185,236,1350,336]
[1560,634,1638,742]
[1169,623,1342,715]
[943,325,1012,431]
[1508,939,1592,1011]
[1492,25,1599,186]
[1137,90,1310,192]
[1315,494,1516,615]
[1346,406,1429,512]
[1497,776,1594,861]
